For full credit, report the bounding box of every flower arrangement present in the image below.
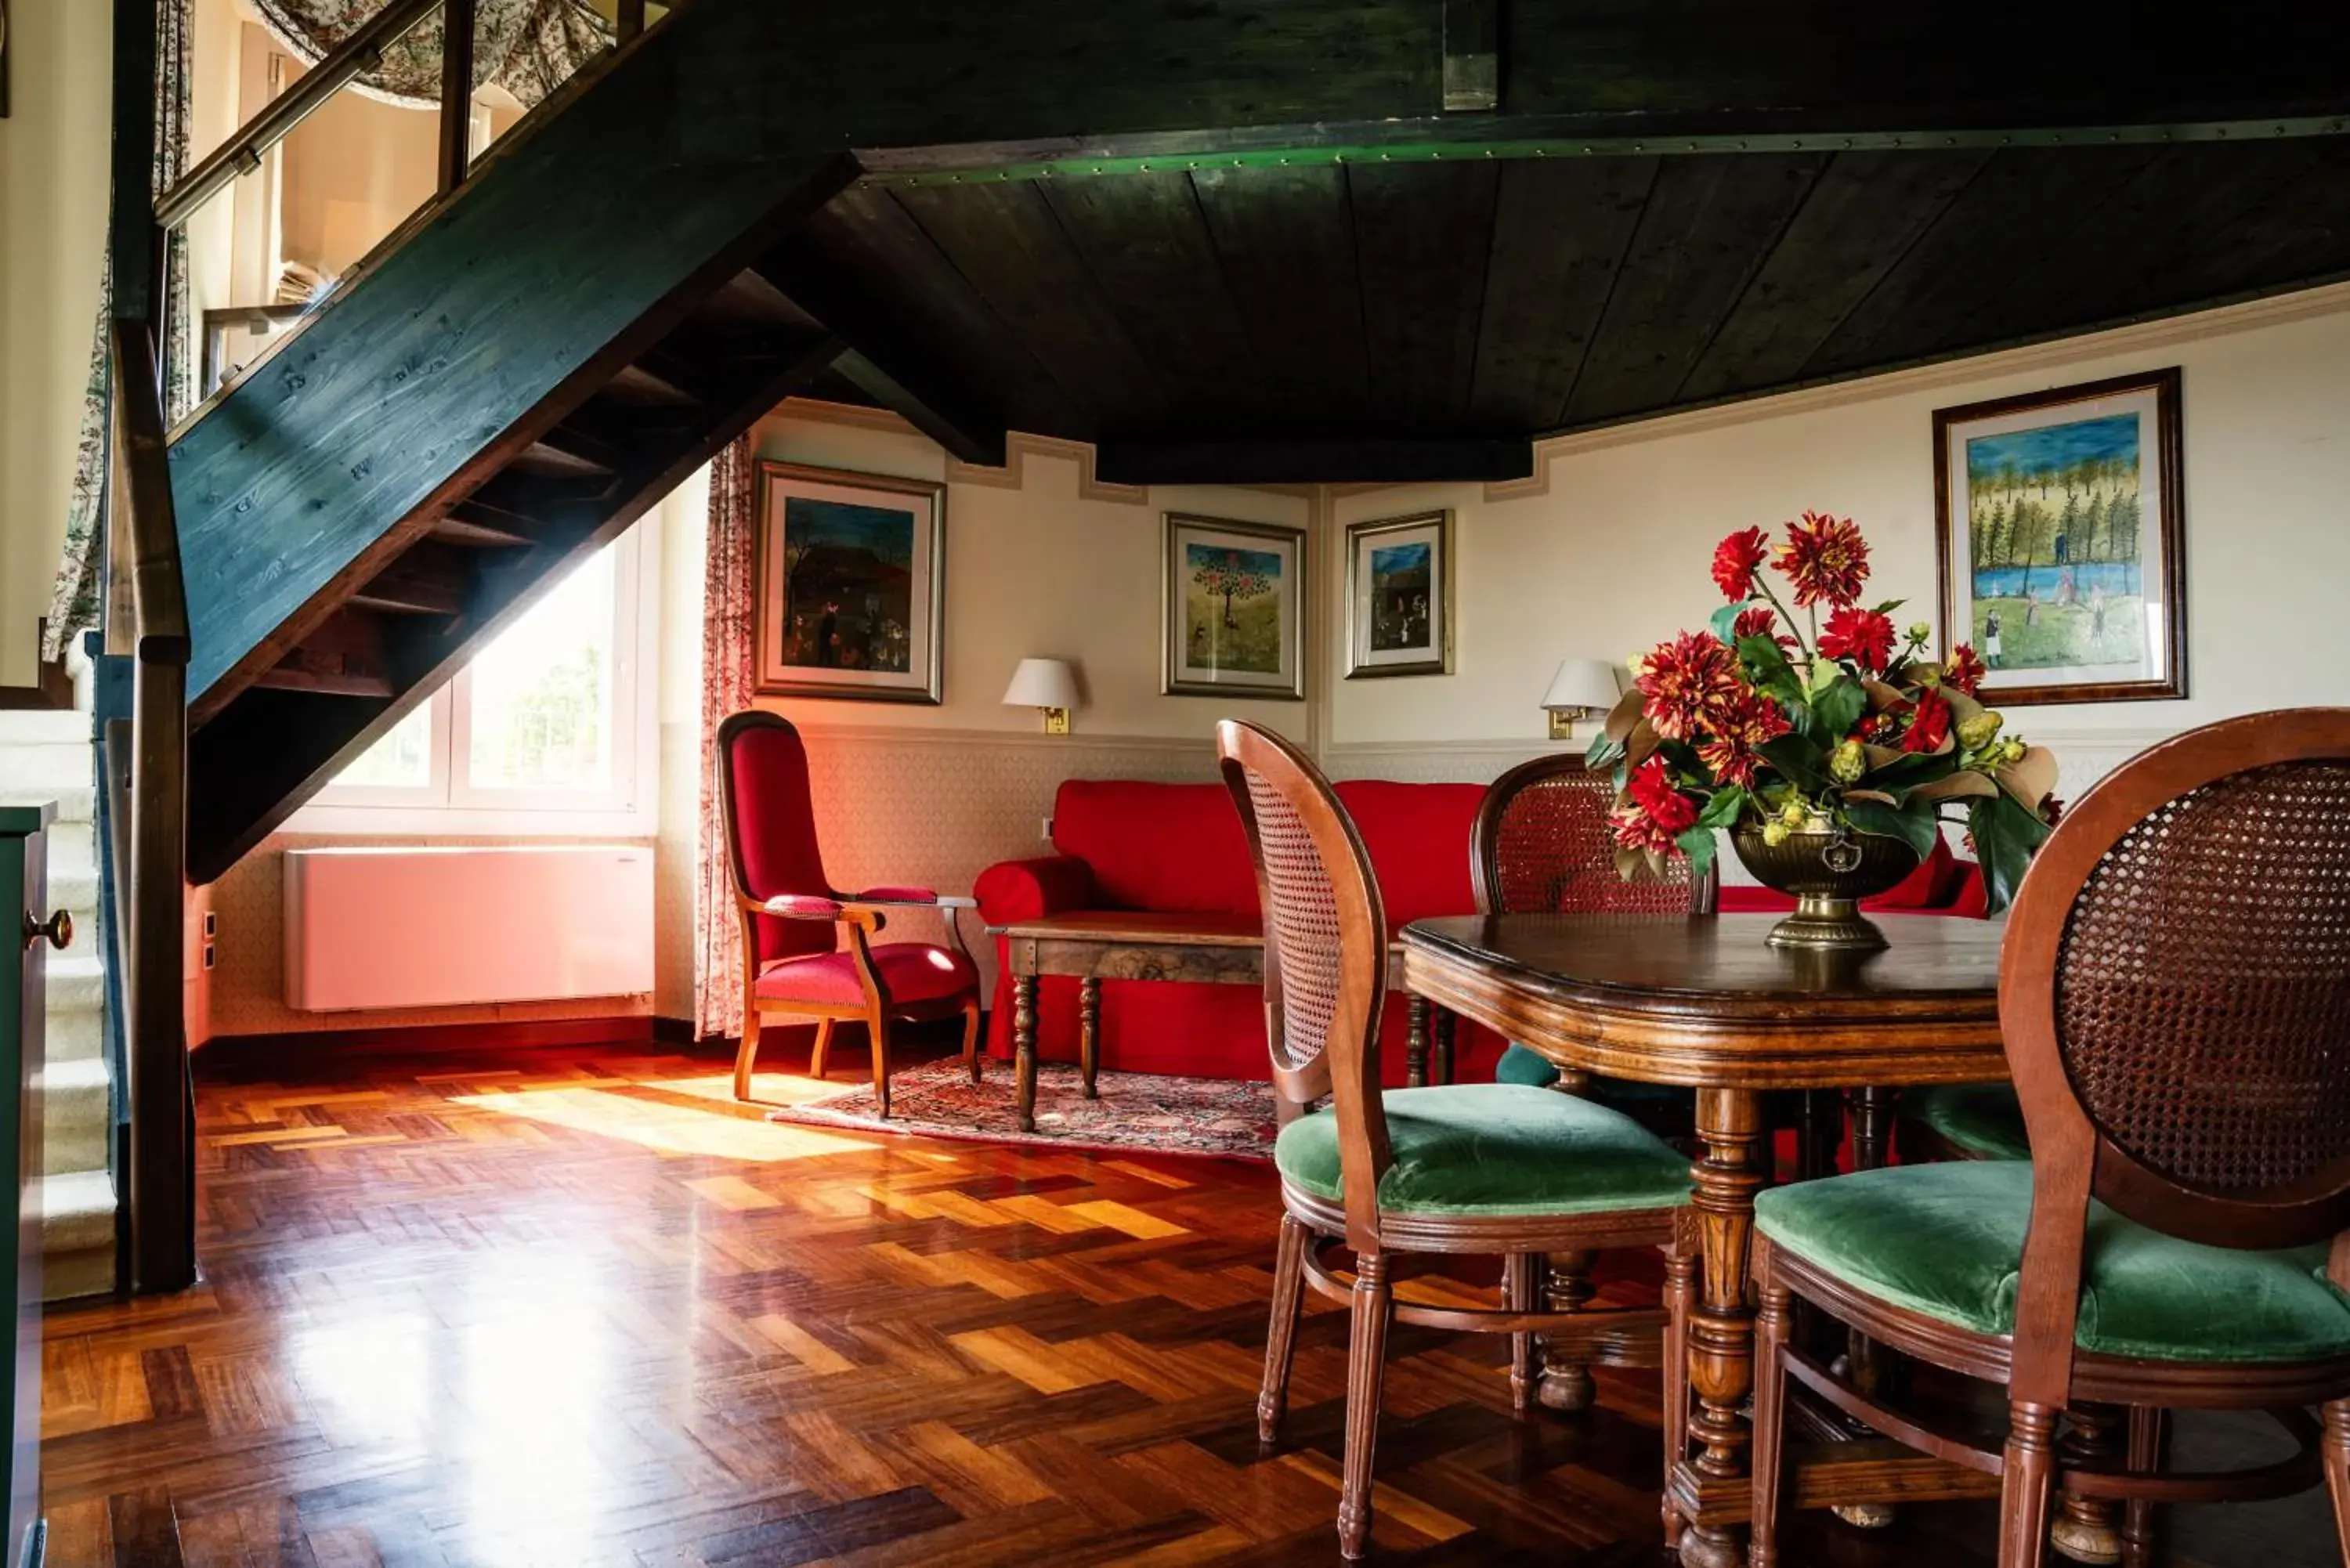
[1589,511,2059,913]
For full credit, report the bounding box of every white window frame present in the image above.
[289,518,661,838]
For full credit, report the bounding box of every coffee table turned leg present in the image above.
[1013,973,1039,1133]
[1078,977,1101,1099]
[1405,995,1430,1086]
[1677,1086,1766,1568]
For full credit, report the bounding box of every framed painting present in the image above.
[1344,509,1454,678]
[1933,367,2186,706]
[752,461,945,703]
[1162,513,1307,700]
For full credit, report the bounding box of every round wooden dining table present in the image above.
[1400,912,2008,1568]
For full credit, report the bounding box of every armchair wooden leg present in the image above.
[1748,1266,1792,1568]
[2322,1400,2350,1563]
[2000,1401,2061,1568]
[808,1017,834,1082]
[960,1001,982,1085]
[868,1010,893,1119]
[1538,1249,1597,1412]
[1338,1252,1393,1562]
[732,1008,763,1103]
[2120,1406,2167,1568]
[1259,1212,1309,1443]
[1504,1251,1539,1414]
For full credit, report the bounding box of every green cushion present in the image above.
[1274,1082,1691,1217]
[1905,1082,2030,1162]
[1755,1162,2348,1364]
[1493,1043,1560,1086]
[1494,1044,1687,1104]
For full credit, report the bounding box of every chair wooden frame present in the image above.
[716,710,981,1117]
[1749,708,2350,1567]
[1468,752,1717,1414]
[1219,720,1694,1561]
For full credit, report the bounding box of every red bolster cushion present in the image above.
[973,854,1100,923]
[1863,836,1956,910]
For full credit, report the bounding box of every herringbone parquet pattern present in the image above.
[34,1041,2298,1566]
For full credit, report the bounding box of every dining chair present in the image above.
[717,710,982,1116]
[1748,708,2350,1567]
[1218,720,1697,1560]
[1469,752,1716,1411]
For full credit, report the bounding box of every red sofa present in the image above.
[973,779,1509,1082]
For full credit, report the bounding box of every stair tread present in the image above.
[38,1169,117,1252]
[0,710,90,746]
[38,1057,110,1091]
[0,782,95,822]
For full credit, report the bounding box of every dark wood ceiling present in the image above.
[781,133,2350,482]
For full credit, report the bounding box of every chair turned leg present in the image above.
[960,1002,982,1085]
[1748,1267,1793,1568]
[2000,1401,2062,1568]
[1259,1213,1309,1443]
[1661,1237,1697,1550]
[1538,1249,1597,1411]
[732,1009,763,1102]
[1338,1252,1394,1562]
[1503,1252,1539,1415]
[808,1017,834,1082]
[868,1011,893,1119]
[2322,1400,2350,1563]
[2121,1406,2167,1568]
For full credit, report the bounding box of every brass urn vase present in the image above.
[1729,818,1921,952]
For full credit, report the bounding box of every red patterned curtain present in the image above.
[692,439,759,1041]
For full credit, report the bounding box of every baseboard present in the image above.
[197,1014,661,1067]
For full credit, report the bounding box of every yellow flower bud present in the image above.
[1955,712,2004,752]
[1762,820,1791,847]
[1828,739,1867,785]
[1780,798,1810,829]
[1999,737,2029,766]
[1907,620,1933,645]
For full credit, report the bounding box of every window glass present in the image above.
[464,548,616,794]
[334,702,433,789]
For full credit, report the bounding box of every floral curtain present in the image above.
[693,439,761,1042]
[45,0,194,663]
[249,0,609,109]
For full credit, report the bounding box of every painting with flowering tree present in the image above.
[1590,511,2063,914]
[1164,513,1306,699]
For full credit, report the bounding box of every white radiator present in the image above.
[284,845,654,1011]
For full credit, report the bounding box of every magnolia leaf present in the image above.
[1585,729,1625,772]
[1940,685,1987,726]
[1863,742,1908,770]
[1910,770,2002,804]
[1971,793,2053,914]
[1910,659,1947,688]
[1709,601,1755,645]
[1603,686,1647,744]
[1614,844,1646,882]
[1759,734,1831,792]
[1844,789,1900,806]
[1997,744,2060,814]
[1810,677,1868,743]
[1843,797,1942,863]
[1694,784,1748,831]
[1676,825,1719,882]
[1861,678,1907,712]
[1625,717,1664,771]
[1864,748,1963,791]
[1643,847,1671,881]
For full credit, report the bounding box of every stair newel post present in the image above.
[439,0,477,194]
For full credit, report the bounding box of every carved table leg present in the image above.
[1538,1249,1597,1411]
[1405,995,1429,1087]
[1013,973,1039,1133]
[1834,1086,1899,1530]
[1078,977,1101,1099]
[1432,1008,1455,1086]
[2052,1404,2128,1565]
[1677,1086,1765,1568]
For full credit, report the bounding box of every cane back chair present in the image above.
[717,710,982,1116]
[1218,720,1696,1560]
[1749,708,2350,1566]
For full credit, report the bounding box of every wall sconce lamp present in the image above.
[1003,657,1079,735]
[1541,658,1622,742]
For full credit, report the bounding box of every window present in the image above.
[296,524,659,835]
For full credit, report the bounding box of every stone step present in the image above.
[0,710,88,747]
[38,1169,117,1301]
[39,1057,110,1176]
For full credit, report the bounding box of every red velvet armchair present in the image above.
[716,710,982,1116]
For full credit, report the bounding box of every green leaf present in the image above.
[1872,598,1907,617]
[1859,748,1954,790]
[1676,825,1719,883]
[1969,793,2054,915]
[1809,677,1867,742]
[1585,729,1625,771]
[1709,601,1755,645]
[1843,797,1941,863]
[1694,785,1748,832]
[1735,634,1806,709]
[1758,734,1831,793]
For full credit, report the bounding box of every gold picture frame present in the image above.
[1161,512,1307,700]
[1343,508,1455,679]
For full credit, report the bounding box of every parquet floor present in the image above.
[35,1039,2326,1566]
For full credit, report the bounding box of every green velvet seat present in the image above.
[1275,1082,1691,1216]
[1755,1162,2350,1364]
[1904,1082,2030,1162]
[1493,1042,1687,1101]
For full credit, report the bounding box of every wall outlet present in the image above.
[1041,815,1054,841]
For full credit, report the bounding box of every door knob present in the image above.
[20,910,70,952]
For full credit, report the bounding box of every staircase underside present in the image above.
[166,0,2350,883]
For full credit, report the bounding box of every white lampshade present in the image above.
[1541,658,1622,714]
[1001,657,1079,710]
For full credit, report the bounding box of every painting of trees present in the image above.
[1193,550,1272,628]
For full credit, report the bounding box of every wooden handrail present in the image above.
[105,320,195,1294]
[154,0,443,231]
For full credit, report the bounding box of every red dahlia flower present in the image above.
[1711,526,1770,602]
[1777,510,1871,609]
[1636,630,1743,742]
[1613,759,1697,854]
[1904,688,1953,753]
[1817,607,1897,672]
[1733,606,1798,651]
[1945,643,1987,695]
[1696,691,1792,788]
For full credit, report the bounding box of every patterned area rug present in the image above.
[767,1059,1277,1161]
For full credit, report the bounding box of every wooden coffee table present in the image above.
[993,911,1445,1133]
